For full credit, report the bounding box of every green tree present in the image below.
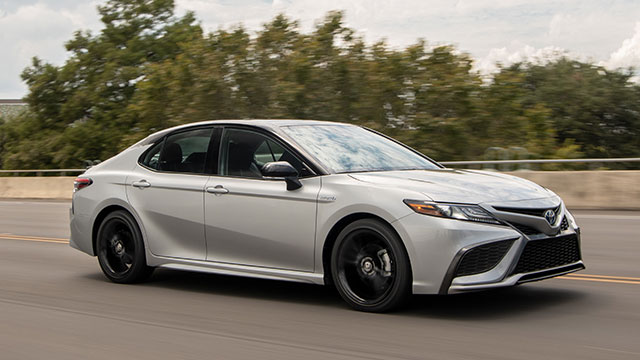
[3,0,201,168]
[518,59,640,158]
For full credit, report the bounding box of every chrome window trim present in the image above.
[137,124,217,176]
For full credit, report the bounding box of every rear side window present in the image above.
[140,128,213,174]
[141,141,163,170]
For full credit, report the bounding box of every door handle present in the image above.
[206,185,229,194]
[132,180,151,188]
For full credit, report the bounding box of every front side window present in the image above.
[141,128,213,174]
[281,124,440,173]
[220,128,311,178]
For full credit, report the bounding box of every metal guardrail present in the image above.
[0,169,85,176]
[0,158,639,175]
[439,157,640,166]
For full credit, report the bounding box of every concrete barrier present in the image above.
[505,170,640,210]
[1,171,639,209]
[0,177,75,200]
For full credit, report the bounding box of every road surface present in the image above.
[0,200,639,359]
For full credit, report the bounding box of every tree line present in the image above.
[1,0,639,170]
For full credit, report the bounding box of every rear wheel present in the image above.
[331,219,411,312]
[96,210,153,283]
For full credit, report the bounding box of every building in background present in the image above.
[0,99,27,119]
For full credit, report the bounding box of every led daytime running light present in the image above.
[404,200,501,225]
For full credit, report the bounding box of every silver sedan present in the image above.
[70,120,585,312]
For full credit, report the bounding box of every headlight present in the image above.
[403,200,502,225]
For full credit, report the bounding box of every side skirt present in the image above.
[152,256,326,285]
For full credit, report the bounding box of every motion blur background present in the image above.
[0,0,639,170]
[1,2,640,359]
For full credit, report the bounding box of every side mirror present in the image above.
[261,161,302,191]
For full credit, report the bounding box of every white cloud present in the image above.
[0,1,102,98]
[602,22,640,70]
[545,10,636,60]
[475,45,571,75]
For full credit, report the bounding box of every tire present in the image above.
[331,218,412,312]
[96,210,154,283]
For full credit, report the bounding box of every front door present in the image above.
[204,128,320,271]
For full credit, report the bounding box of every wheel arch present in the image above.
[321,212,411,285]
[91,204,137,255]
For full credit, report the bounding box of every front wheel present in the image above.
[96,210,153,283]
[331,219,412,312]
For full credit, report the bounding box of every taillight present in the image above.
[74,177,93,192]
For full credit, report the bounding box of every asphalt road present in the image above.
[0,200,639,359]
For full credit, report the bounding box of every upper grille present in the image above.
[511,234,581,275]
[494,205,560,218]
[496,205,568,236]
[455,239,515,277]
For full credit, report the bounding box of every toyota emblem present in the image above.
[544,209,556,225]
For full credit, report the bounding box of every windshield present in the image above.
[281,124,440,173]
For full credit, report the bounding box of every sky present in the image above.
[1,0,640,98]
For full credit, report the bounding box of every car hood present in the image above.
[349,169,554,204]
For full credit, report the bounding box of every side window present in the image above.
[253,139,284,167]
[156,128,213,174]
[220,128,312,178]
[141,141,164,170]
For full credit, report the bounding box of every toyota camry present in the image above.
[70,120,585,312]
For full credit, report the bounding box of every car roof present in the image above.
[217,119,344,127]
[138,119,353,145]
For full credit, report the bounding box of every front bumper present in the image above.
[393,205,584,295]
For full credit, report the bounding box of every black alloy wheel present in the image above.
[97,210,153,283]
[331,219,411,312]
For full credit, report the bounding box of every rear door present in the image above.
[127,127,215,260]
[204,127,321,271]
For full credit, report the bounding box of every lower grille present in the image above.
[455,239,515,277]
[510,222,540,235]
[517,263,585,283]
[509,216,569,236]
[511,235,581,275]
